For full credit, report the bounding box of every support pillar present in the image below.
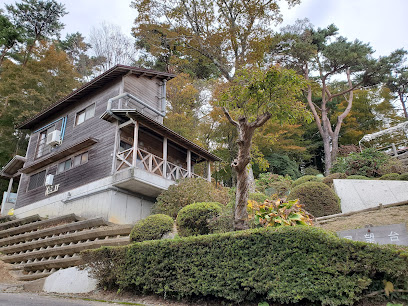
[6,177,13,202]
[163,137,168,178]
[207,162,211,182]
[133,121,139,167]
[187,150,192,177]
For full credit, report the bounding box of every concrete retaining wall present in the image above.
[333,179,408,213]
[13,177,153,224]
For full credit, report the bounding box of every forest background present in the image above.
[0,0,407,194]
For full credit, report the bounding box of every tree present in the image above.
[217,66,310,230]
[0,12,24,66]
[89,22,137,72]
[273,21,403,174]
[385,49,408,118]
[131,0,301,79]
[5,0,67,65]
[58,32,105,79]
[0,41,81,167]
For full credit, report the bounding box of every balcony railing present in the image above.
[116,148,202,181]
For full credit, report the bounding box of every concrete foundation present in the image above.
[43,267,98,293]
[13,177,153,224]
[333,179,408,213]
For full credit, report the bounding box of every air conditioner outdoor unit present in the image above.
[46,130,61,146]
[45,174,54,186]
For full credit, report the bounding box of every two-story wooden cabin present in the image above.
[2,65,220,224]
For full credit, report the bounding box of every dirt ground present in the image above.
[316,204,408,233]
[0,260,20,285]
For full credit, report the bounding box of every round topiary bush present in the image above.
[291,175,321,189]
[288,182,340,217]
[346,175,371,180]
[322,173,347,187]
[153,178,229,218]
[130,214,174,242]
[379,173,400,180]
[176,202,222,237]
[399,172,408,181]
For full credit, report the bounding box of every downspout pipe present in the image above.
[107,92,166,120]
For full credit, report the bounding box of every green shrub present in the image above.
[249,192,268,203]
[346,175,372,180]
[83,227,408,305]
[176,202,222,237]
[322,172,347,187]
[291,175,321,188]
[255,173,292,198]
[303,166,321,176]
[153,178,229,218]
[129,214,174,242]
[399,172,408,181]
[288,182,340,217]
[379,173,401,180]
[331,148,404,177]
[265,153,301,179]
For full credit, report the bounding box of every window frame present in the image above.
[75,103,95,126]
[35,125,56,159]
[27,170,47,192]
[56,151,89,174]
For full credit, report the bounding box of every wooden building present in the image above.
[1,65,220,224]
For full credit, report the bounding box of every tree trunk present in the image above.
[399,92,408,119]
[322,132,332,176]
[232,119,255,230]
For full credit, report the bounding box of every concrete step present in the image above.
[0,215,15,224]
[3,236,130,264]
[0,215,42,232]
[0,217,107,248]
[22,254,83,271]
[0,225,132,255]
[13,270,54,282]
[0,214,80,240]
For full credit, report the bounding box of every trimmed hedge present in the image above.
[288,182,340,217]
[399,172,408,181]
[83,227,408,305]
[291,175,321,188]
[322,172,347,187]
[176,202,222,237]
[153,178,229,218]
[130,214,174,242]
[379,173,401,180]
[346,175,371,180]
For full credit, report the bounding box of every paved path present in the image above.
[0,292,130,306]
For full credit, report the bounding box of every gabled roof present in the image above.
[17,65,176,130]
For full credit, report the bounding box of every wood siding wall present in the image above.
[123,74,164,124]
[16,79,122,209]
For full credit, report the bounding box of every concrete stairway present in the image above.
[0,214,132,281]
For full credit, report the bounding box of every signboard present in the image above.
[337,223,408,246]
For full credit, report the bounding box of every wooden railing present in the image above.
[116,148,202,181]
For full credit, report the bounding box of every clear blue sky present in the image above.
[2,0,408,57]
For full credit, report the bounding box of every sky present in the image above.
[2,0,408,57]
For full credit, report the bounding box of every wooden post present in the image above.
[207,162,211,182]
[163,137,168,178]
[133,121,139,167]
[187,150,192,177]
[6,177,13,202]
[111,123,120,174]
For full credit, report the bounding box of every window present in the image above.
[75,104,95,125]
[57,152,88,173]
[36,125,55,158]
[28,170,46,191]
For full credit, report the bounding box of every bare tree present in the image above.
[89,22,137,71]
